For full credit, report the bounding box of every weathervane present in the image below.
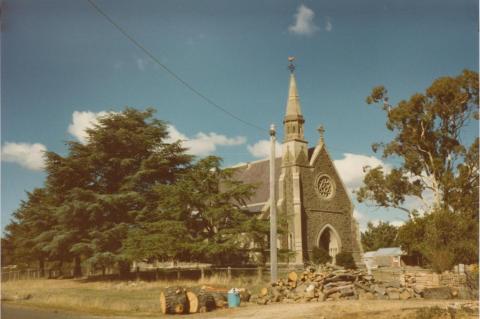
[288,56,296,73]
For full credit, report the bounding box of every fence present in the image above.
[2,265,303,283]
[1,268,44,282]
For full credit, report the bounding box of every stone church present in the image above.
[233,60,363,265]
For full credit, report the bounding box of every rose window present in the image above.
[316,175,334,199]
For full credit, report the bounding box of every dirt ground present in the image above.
[3,299,479,319]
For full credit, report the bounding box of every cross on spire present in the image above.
[317,125,325,142]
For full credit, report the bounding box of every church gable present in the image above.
[302,145,352,213]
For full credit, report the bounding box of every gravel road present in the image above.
[3,300,478,319]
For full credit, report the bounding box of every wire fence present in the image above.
[2,265,303,283]
[1,268,44,282]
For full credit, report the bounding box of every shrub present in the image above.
[335,252,356,269]
[311,246,331,265]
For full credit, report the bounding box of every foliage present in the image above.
[335,252,356,269]
[124,155,266,265]
[357,70,479,218]
[310,246,331,265]
[3,108,266,273]
[361,221,398,252]
[358,70,479,272]
[397,208,478,272]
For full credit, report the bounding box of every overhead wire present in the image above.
[86,0,266,133]
[86,0,362,157]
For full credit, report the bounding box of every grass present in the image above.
[1,275,268,317]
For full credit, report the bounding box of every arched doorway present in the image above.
[317,225,341,264]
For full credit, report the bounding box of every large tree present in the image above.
[357,70,479,271]
[4,188,56,275]
[42,108,192,275]
[357,70,478,218]
[361,221,398,252]
[123,156,269,265]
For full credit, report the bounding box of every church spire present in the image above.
[283,57,305,142]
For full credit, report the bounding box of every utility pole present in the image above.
[269,124,277,282]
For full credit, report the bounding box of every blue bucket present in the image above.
[227,290,241,308]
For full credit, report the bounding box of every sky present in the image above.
[1,0,478,232]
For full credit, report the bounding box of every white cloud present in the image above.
[333,153,390,192]
[325,17,332,32]
[1,142,47,171]
[288,4,319,36]
[68,111,110,144]
[247,140,282,158]
[166,125,246,156]
[390,220,406,227]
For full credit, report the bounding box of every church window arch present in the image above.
[316,224,342,264]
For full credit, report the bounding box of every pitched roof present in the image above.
[231,157,282,209]
[231,147,318,211]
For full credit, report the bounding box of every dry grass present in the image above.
[1,275,266,316]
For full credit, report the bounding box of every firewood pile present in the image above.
[251,265,422,304]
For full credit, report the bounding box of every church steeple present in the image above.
[283,57,305,142]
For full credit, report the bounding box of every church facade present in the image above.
[234,60,363,265]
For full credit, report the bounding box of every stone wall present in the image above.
[300,147,357,259]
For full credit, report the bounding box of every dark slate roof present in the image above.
[230,157,282,209]
[231,147,318,212]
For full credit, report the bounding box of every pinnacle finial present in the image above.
[317,125,325,142]
[270,124,276,137]
[288,56,296,73]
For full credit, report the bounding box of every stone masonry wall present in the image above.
[300,147,356,259]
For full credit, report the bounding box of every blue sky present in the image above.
[1,0,478,232]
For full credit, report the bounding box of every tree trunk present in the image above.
[186,288,216,313]
[73,256,82,278]
[159,287,188,314]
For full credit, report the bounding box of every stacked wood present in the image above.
[252,265,425,305]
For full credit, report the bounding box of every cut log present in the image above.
[324,284,354,297]
[186,291,199,314]
[288,271,298,282]
[324,274,357,284]
[159,287,188,314]
[354,281,375,293]
[210,292,228,308]
[200,286,228,308]
[185,288,217,313]
[259,287,269,297]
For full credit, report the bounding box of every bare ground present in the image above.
[3,299,479,319]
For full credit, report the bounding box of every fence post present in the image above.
[227,267,232,282]
[200,267,205,281]
[177,269,181,280]
[257,266,263,282]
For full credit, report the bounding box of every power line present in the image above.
[86,0,266,133]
